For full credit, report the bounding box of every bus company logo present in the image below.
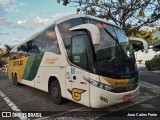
[45,57,58,64]
[115,81,127,86]
[68,88,86,101]
[13,60,23,66]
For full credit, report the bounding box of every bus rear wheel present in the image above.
[49,80,63,104]
[13,74,20,86]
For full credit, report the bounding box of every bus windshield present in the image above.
[83,18,135,75]
[101,23,135,63]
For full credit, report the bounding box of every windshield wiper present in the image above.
[101,23,125,56]
[101,23,128,72]
[101,23,119,45]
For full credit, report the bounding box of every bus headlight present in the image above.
[84,77,113,91]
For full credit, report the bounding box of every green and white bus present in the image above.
[8,14,148,108]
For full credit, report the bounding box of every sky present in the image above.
[0,0,76,47]
[0,0,159,61]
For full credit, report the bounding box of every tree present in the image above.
[0,48,5,67]
[0,48,3,61]
[58,0,160,42]
[130,29,158,46]
[145,55,160,70]
[3,45,14,57]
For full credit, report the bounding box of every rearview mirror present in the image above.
[69,24,100,45]
[128,37,148,53]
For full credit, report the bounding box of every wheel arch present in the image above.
[47,75,66,98]
[48,76,59,92]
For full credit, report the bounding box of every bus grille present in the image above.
[110,83,139,93]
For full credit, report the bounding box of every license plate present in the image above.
[123,94,132,100]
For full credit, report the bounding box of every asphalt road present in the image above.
[139,71,160,86]
[0,72,8,81]
[0,72,159,120]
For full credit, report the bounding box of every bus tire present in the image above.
[49,80,63,105]
[12,74,15,85]
[13,74,20,86]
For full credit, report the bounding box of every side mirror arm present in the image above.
[69,24,100,45]
[128,37,149,53]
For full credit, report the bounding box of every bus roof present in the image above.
[11,14,121,52]
[55,14,121,28]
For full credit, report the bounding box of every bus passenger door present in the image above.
[69,34,90,107]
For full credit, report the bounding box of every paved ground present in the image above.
[0,72,159,120]
[139,71,160,86]
[97,96,160,120]
[0,72,8,81]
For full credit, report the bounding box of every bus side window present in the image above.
[10,53,17,60]
[18,43,30,57]
[42,27,60,54]
[58,18,82,60]
[71,35,88,70]
[10,48,18,60]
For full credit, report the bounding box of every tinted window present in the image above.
[30,36,41,55]
[15,26,60,57]
[42,27,60,54]
[17,35,42,56]
[10,48,18,60]
[58,18,82,60]
[72,35,88,69]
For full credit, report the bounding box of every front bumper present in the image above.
[90,83,140,108]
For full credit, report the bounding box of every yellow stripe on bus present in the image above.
[102,77,129,87]
[8,57,28,83]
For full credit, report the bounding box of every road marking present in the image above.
[141,104,156,109]
[0,90,29,120]
[38,81,159,119]
[37,96,156,120]
[94,96,158,119]
[141,81,160,95]
[34,106,87,120]
[48,106,86,117]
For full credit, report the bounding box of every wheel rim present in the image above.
[13,76,16,85]
[15,76,17,85]
[52,86,59,98]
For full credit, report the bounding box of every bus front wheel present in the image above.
[49,80,63,104]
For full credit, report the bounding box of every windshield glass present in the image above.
[113,27,135,62]
[94,26,118,63]
[83,18,136,75]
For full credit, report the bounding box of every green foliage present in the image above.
[145,55,160,70]
[3,44,13,57]
[0,58,7,67]
[130,29,158,46]
[0,61,3,68]
[145,60,152,70]
[63,0,69,6]
[0,44,13,68]
[59,0,160,45]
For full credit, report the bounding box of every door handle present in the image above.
[73,76,76,80]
